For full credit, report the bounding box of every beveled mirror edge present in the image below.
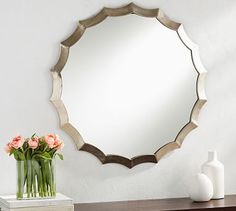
[50,3,207,168]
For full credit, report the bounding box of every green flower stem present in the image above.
[45,161,53,196]
[16,161,24,199]
[51,160,56,197]
[40,160,48,197]
[32,167,37,197]
[26,160,32,198]
[38,168,43,197]
[33,159,42,197]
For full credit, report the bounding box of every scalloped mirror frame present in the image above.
[50,3,207,168]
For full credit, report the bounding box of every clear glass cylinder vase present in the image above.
[16,159,56,200]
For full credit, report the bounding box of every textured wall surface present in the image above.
[0,0,236,203]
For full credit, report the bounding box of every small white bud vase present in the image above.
[189,173,213,202]
[202,151,224,199]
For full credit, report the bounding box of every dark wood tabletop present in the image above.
[75,195,236,211]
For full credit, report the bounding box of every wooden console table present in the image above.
[75,195,236,211]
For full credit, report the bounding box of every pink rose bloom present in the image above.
[44,134,64,149]
[10,136,24,149]
[54,139,64,150]
[44,134,57,148]
[28,137,39,149]
[4,143,13,153]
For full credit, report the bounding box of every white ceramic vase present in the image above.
[189,173,213,202]
[202,151,224,199]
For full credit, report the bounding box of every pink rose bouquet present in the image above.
[5,133,64,199]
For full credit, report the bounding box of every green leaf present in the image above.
[22,142,28,151]
[13,150,25,161]
[48,148,57,157]
[13,153,19,160]
[32,159,41,175]
[10,148,17,156]
[26,149,31,160]
[41,152,51,158]
[55,153,64,160]
[17,151,25,160]
[33,152,52,160]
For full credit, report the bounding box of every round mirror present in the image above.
[51,5,206,168]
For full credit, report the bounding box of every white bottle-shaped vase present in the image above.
[202,151,224,199]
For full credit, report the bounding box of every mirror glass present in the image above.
[61,15,197,158]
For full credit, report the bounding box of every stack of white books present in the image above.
[0,193,74,211]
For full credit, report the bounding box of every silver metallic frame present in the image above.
[50,3,207,168]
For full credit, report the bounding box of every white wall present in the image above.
[1,0,236,203]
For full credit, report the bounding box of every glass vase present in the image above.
[16,159,56,200]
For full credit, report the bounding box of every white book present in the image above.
[0,193,74,211]
[1,205,74,211]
